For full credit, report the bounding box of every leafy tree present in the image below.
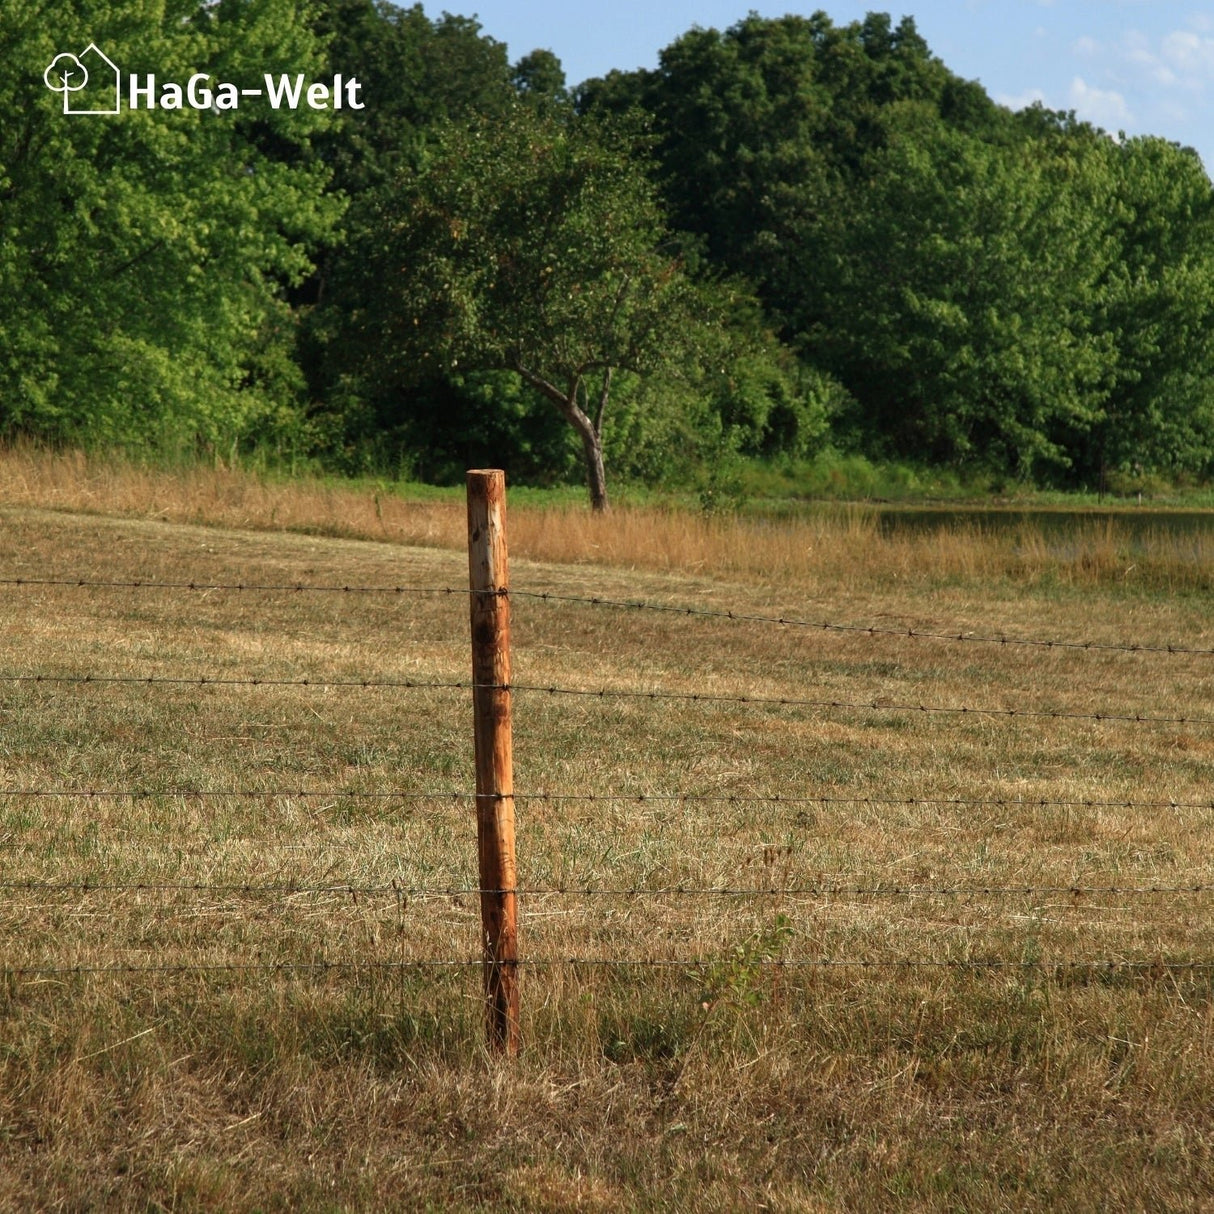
[1080,136,1214,483]
[512,48,568,110]
[807,105,1114,478]
[338,105,719,510]
[309,1,516,198]
[581,12,1006,338]
[299,2,546,459]
[0,0,339,453]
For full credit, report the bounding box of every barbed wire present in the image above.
[1,671,1202,726]
[516,792,1214,811]
[0,577,475,596]
[0,787,475,801]
[1,880,1209,898]
[2,788,1213,812]
[8,575,1212,997]
[3,957,1211,977]
[505,681,1212,727]
[3,960,471,977]
[0,673,468,691]
[6,576,1209,660]
[511,589,1214,657]
[0,880,460,896]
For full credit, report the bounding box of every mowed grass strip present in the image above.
[0,502,1209,1209]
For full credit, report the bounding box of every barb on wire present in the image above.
[504,681,1210,727]
[511,588,1214,658]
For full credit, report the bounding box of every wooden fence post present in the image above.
[466,469,520,1055]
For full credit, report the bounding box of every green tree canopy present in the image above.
[0,0,340,453]
[337,105,725,510]
[309,1,517,198]
[6,3,1213,495]
[581,12,1214,486]
[807,105,1115,478]
[1080,135,1214,483]
[580,12,1007,338]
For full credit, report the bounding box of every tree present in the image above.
[0,0,340,453]
[806,105,1114,478]
[1080,136,1214,484]
[341,105,714,510]
[580,12,1006,339]
[512,49,568,110]
[298,2,538,462]
[308,1,516,198]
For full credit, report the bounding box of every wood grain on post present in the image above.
[466,469,520,1055]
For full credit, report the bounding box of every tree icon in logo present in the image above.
[43,45,121,114]
[44,53,87,100]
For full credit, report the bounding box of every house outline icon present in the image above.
[64,44,121,115]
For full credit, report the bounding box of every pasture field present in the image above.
[0,453,1211,1210]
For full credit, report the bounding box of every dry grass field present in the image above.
[0,448,1211,1210]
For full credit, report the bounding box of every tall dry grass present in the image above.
[2,444,1210,593]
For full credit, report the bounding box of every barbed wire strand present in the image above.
[504,681,1211,727]
[0,673,468,691]
[0,788,475,801]
[511,589,1214,658]
[3,957,1212,977]
[515,791,1214,811]
[0,672,1202,726]
[0,577,474,596]
[1,788,1212,812]
[5,576,1209,660]
[1,880,1210,898]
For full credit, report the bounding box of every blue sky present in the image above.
[414,1,1214,174]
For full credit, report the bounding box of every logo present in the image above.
[43,45,363,113]
[43,44,120,114]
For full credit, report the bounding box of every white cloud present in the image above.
[1069,76,1132,127]
[1123,43,1178,86]
[1160,29,1214,78]
[1074,35,1101,57]
[1095,24,1214,94]
[995,86,1048,110]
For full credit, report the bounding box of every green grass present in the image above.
[730,451,1214,509]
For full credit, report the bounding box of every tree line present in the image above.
[4,1,1213,508]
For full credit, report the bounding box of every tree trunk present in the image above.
[579,423,609,513]
[513,362,611,512]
